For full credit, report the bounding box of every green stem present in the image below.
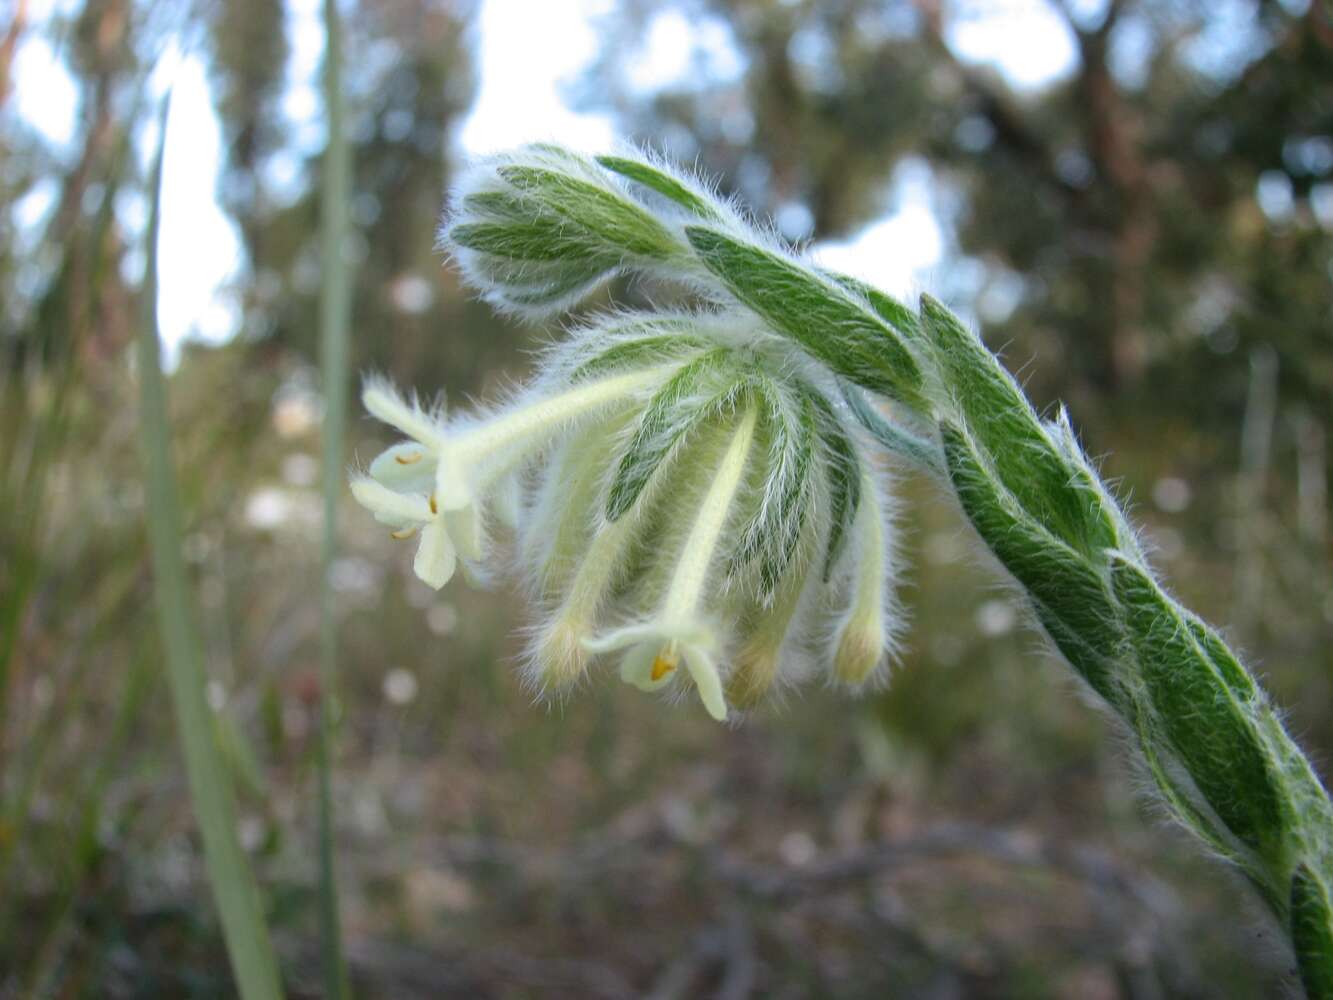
[317,0,352,996]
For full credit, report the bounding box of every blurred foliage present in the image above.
[0,0,1328,996]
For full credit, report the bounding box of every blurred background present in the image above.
[1,0,1330,996]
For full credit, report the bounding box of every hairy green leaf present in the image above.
[571,334,709,382]
[921,295,1116,555]
[941,421,1121,702]
[606,350,732,521]
[728,379,815,598]
[461,188,536,222]
[1125,698,1259,879]
[499,165,679,260]
[497,264,616,309]
[823,270,923,345]
[811,392,862,581]
[451,220,622,266]
[595,155,724,221]
[841,382,943,476]
[1291,864,1333,999]
[1110,555,1284,860]
[684,226,926,409]
[1184,615,1258,699]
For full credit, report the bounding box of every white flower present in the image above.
[352,367,672,590]
[581,403,759,721]
[350,383,471,590]
[584,621,727,721]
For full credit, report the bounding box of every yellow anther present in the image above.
[650,646,678,682]
[390,526,418,540]
[395,451,424,465]
[428,493,438,515]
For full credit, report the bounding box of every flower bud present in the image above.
[831,469,899,688]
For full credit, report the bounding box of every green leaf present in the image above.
[841,381,944,476]
[595,155,724,221]
[606,350,731,521]
[728,379,815,598]
[921,295,1116,555]
[941,421,1121,702]
[1291,864,1333,1000]
[1184,615,1257,699]
[451,220,622,265]
[571,333,708,382]
[1125,697,1257,877]
[822,270,924,345]
[462,188,536,222]
[684,226,926,409]
[499,165,679,259]
[497,263,615,309]
[811,392,862,581]
[1110,555,1284,860]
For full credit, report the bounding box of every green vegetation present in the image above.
[436,141,1333,992]
[1,1,1328,996]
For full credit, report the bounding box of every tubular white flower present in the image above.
[583,403,759,721]
[437,365,669,510]
[351,383,456,588]
[530,511,641,691]
[353,368,670,590]
[520,414,628,596]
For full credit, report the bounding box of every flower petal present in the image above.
[351,477,432,525]
[581,622,659,655]
[363,380,446,447]
[619,642,670,692]
[445,504,484,562]
[434,449,475,512]
[682,643,728,721]
[369,442,438,493]
[413,518,457,589]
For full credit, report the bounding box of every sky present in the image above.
[9,0,1093,364]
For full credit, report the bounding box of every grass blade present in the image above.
[137,95,284,999]
[316,0,351,995]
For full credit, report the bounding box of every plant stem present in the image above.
[317,0,352,996]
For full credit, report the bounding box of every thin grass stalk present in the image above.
[137,95,283,1000]
[316,0,352,995]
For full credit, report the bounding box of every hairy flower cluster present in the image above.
[354,311,899,722]
[352,145,914,722]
